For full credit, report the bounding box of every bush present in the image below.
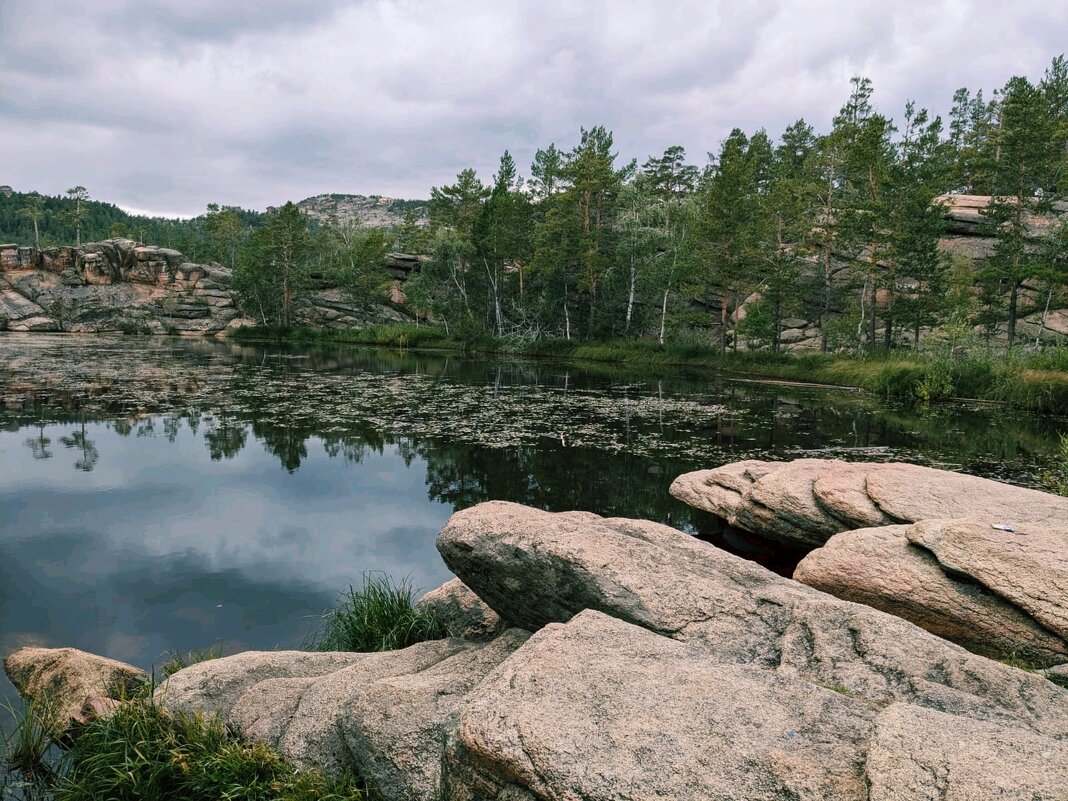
[306,573,449,653]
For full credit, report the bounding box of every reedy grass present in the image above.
[305,573,449,653]
[1,696,63,797]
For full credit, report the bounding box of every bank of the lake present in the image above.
[235,324,1068,415]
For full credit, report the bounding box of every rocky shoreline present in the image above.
[6,459,1068,799]
[0,238,418,335]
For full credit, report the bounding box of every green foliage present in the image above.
[161,647,222,679]
[56,699,362,801]
[233,202,312,328]
[2,696,62,790]
[305,573,449,653]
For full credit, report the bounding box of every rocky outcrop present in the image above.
[437,503,1068,734]
[671,459,1068,547]
[794,524,1068,666]
[157,632,529,799]
[0,239,414,335]
[3,646,146,729]
[674,458,1068,665]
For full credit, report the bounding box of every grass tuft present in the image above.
[2,696,63,794]
[161,647,222,679]
[305,573,449,653]
[55,698,362,801]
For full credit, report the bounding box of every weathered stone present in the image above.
[907,517,1068,640]
[673,459,1068,549]
[735,458,849,545]
[865,703,1068,800]
[157,650,369,718]
[437,502,1068,736]
[0,240,415,336]
[447,610,876,801]
[794,526,1068,666]
[812,462,897,528]
[667,459,778,519]
[8,315,58,332]
[344,630,528,800]
[3,646,146,728]
[865,463,1068,526]
[415,578,502,639]
[158,633,529,799]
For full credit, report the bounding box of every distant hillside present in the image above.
[0,188,262,261]
[293,194,429,229]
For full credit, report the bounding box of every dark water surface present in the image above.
[2,333,1066,725]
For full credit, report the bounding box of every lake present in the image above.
[2,333,1066,724]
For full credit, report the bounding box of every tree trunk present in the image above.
[1036,283,1054,347]
[719,294,728,352]
[1007,281,1019,347]
[625,260,636,333]
[659,289,669,345]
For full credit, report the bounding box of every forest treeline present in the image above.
[407,57,1068,351]
[4,56,1067,351]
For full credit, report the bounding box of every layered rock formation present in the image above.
[0,239,414,334]
[673,459,1068,666]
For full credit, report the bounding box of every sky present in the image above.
[2,0,1067,218]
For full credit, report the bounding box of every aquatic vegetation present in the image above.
[306,573,448,653]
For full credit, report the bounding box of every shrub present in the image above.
[306,573,449,653]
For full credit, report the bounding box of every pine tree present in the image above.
[62,186,90,246]
[17,193,46,248]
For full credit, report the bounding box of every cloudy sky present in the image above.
[2,0,1066,217]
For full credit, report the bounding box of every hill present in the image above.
[292,194,429,228]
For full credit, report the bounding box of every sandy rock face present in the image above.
[157,633,529,800]
[865,704,1068,801]
[3,646,146,728]
[438,501,1068,737]
[415,578,502,640]
[447,610,877,801]
[670,459,1068,547]
[794,525,1068,666]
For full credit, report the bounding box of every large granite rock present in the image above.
[908,517,1068,641]
[865,704,1068,800]
[157,632,529,800]
[437,502,1068,737]
[446,610,877,801]
[670,459,1068,547]
[794,525,1068,666]
[3,646,146,728]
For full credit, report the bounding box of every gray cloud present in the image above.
[1,0,1066,217]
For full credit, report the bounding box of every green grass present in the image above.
[234,323,1068,414]
[305,573,449,653]
[55,699,362,801]
[2,696,63,796]
[161,647,222,679]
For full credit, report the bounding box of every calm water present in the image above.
[2,333,1066,724]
